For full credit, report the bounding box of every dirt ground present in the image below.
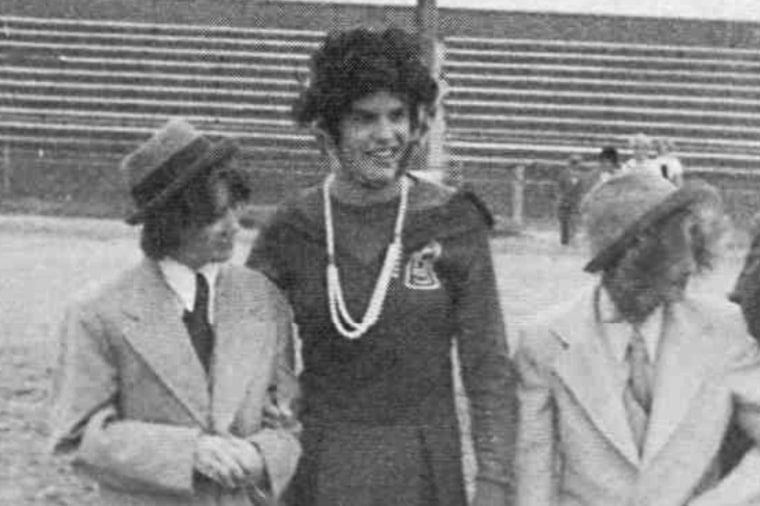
[0,215,747,505]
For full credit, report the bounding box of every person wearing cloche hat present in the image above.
[515,171,760,506]
[50,118,301,506]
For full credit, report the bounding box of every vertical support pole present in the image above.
[512,164,525,227]
[415,0,445,172]
[2,142,11,195]
[415,0,438,73]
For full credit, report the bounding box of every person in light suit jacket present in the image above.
[49,118,301,506]
[515,171,760,506]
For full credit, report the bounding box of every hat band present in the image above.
[130,137,211,209]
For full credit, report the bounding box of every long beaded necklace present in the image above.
[323,173,409,339]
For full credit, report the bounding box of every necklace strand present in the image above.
[323,174,409,339]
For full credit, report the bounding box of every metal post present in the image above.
[512,164,526,227]
[415,0,446,172]
[2,143,11,195]
[415,0,438,65]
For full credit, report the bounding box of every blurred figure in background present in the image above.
[654,137,684,186]
[597,145,621,182]
[621,133,659,177]
[556,154,588,246]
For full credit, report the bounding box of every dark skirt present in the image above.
[288,422,467,506]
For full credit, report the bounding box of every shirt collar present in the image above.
[597,286,663,362]
[158,257,221,319]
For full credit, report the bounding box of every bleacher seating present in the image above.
[444,35,760,175]
[2,14,760,209]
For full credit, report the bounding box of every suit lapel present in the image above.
[210,267,275,433]
[121,260,211,428]
[641,302,713,464]
[552,287,641,465]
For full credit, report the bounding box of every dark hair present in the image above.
[599,146,619,166]
[139,164,250,260]
[292,26,438,142]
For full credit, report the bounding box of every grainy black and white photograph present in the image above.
[3,0,760,505]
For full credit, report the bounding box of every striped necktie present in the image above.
[624,328,653,452]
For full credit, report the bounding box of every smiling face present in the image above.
[334,90,413,191]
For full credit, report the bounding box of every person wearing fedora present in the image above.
[49,118,301,506]
[246,27,516,506]
[515,171,760,506]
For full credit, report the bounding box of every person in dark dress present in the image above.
[246,27,517,506]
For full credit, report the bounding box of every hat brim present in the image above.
[583,180,720,273]
[125,138,238,225]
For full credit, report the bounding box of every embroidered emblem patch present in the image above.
[405,240,442,290]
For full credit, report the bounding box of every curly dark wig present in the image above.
[292,26,439,142]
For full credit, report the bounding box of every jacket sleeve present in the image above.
[452,226,518,500]
[727,336,760,443]
[690,336,760,506]
[246,215,290,291]
[49,303,200,496]
[247,286,302,501]
[514,328,558,506]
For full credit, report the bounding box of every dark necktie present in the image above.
[183,273,215,372]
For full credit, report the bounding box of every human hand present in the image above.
[194,434,264,490]
[224,436,265,484]
[472,479,510,506]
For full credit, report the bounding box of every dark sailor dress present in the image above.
[247,177,517,506]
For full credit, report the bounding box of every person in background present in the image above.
[597,145,621,182]
[49,118,301,506]
[247,26,517,506]
[730,213,760,339]
[516,171,760,506]
[724,211,760,477]
[620,133,659,177]
[654,137,685,186]
[556,154,588,246]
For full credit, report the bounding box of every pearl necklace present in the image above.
[323,174,409,339]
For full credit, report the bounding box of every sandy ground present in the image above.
[0,215,746,505]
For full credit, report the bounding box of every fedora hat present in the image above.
[582,172,720,273]
[122,118,238,225]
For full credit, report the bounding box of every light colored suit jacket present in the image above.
[515,285,760,506]
[50,259,301,506]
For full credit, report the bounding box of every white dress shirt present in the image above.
[597,287,663,364]
[158,258,221,323]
